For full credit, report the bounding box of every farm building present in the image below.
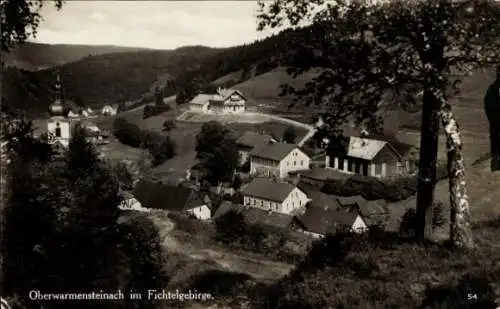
[250,143,310,179]
[133,179,212,220]
[189,88,246,114]
[325,134,417,178]
[241,178,309,215]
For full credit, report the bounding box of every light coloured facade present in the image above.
[250,145,310,179]
[243,187,309,214]
[189,88,246,114]
[102,105,117,116]
[325,136,416,178]
[47,73,71,147]
[185,205,212,220]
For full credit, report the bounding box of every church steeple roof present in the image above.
[48,71,69,117]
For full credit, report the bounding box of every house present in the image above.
[133,179,212,220]
[68,110,80,118]
[241,178,309,214]
[250,143,310,179]
[337,195,389,226]
[102,105,118,116]
[292,205,367,238]
[119,191,145,211]
[212,201,294,230]
[325,134,417,178]
[236,131,276,164]
[189,88,246,114]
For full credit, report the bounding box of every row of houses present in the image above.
[120,177,387,238]
[236,130,417,181]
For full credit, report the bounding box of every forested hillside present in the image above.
[2,42,149,70]
[2,28,308,116]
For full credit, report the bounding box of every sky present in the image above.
[31,1,280,50]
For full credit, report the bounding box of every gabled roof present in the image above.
[250,142,302,162]
[212,88,247,102]
[133,179,208,211]
[347,136,388,160]
[190,94,212,105]
[236,131,275,150]
[213,202,294,228]
[307,190,344,211]
[294,206,361,235]
[241,178,299,203]
[336,195,387,218]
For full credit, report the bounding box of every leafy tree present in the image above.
[282,125,298,143]
[195,121,239,185]
[215,210,247,243]
[257,0,500,248]
[154,85,163,107]
[113,161,135,191]
[163,119,176,132]
[113,117,144,148]
[148,135,176,167]
[232,174,242,191]
[1,0,63,52]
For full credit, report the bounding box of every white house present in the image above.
[68,110,80,118]
[189,88,246,114]
[325,134,417,178]
[133,179,212,220]
[292,206,368,238]
[249,143,310,179]
[119,192,147,211]
[240,178,309,215]
[101,105,118,116]
[47,73,71,147]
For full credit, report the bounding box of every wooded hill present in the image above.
[2,28,310,116]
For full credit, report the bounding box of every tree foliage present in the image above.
[257,0,500,246]
[1,116,167,307]
[1,0,64,52]
[195,121,239,185]
[282,125,298,143]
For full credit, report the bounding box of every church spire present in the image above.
[48,71,69,117]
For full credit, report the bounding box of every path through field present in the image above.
[148,213,295,284]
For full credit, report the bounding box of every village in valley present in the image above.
[3,1,500,308]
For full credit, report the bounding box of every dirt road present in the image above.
[148,213,295,283]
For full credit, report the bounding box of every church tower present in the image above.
[47,72,71,147]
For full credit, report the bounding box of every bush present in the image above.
[113,118,144,148]
[399,201,447,236]
[215,210,247,243]
[321,162,448,202]
[143,104,171,119]
[147,135,176,167]
[162,119,176,132]
[240,160,250,173]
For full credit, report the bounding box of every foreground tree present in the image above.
[195,121,239,185]
[257,0,500,248]
[282,125,298,143]
[1,0,64,52]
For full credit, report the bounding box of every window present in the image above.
[300,160,303,166]
[287,162,289,166]
[294,161,296,166]
[347,158,354,172]
[55,122,61,137]
[375,163,382,175]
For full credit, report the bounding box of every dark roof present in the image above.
[244,206,294,228]
[241,178,298,203]
[212,201,240,219]
[236,131,274,150]
[250,142,301,161]
[294,206,360,235]
[336,195,387,218]
[307,191,344,211]
[133,179,208,211]
[213,202,294,228]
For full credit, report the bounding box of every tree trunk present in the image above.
[415,90,441,242]
[440,104,474,249]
